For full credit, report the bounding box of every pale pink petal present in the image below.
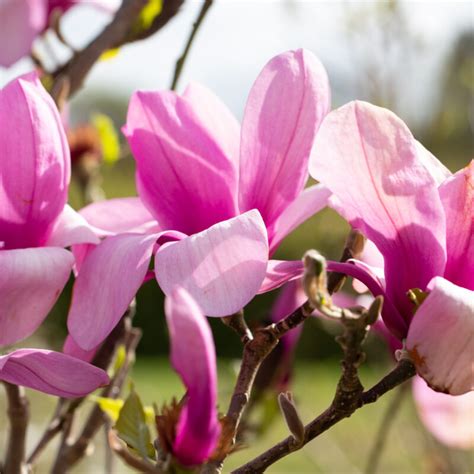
[0,0,47,67]
[79,197,159,237]
[0,349,108,398]
[309,101,446,327]
[183,82,240,168]
[406,277,474,395]
[268,184,331,254]
[0,247,73,346]
[63,334,98,363]
[440,161,474,290]
[352,240,385,293]
[415,141,451,185]
[413,376,474,449]
[0,72,70,248]
[155,210,268,316]
[258,260,304,294]
[239,49,330,227]
[47,0,120,15]
[123,89,238,235]
[68,233,158,350]
[165,288,220,466]
[46,204,100,248]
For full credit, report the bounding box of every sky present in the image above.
[1,0,472,128]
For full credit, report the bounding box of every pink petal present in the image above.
[406,277,474,395]
[258,260,304,294]
[0,349,108,398]
[413,376,474,449]
[309,101,446,327]
[0,0,47,67]
[268,184,331,254]
[352,240,385,293]
[68,233,158,350]
[440,161,474,290]
[46,204,100,248]
[183,82,240,168]
[123,89,238,235]
[0,247,73,346]
[165,287,220,466]
[0,72,70,249]
[239,49,330,227]
[415,141,451,185]
[79,197,159,237]
[63,334,98,363]
[155,210,268,316]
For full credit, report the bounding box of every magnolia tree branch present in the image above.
[3,383,29,474]
[50,0,184,103]
[171,0,214,90]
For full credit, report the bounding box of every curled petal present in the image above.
[79,197,159,237]
[268,184,331,254]
[123,88,238,235]
[0,247,73,346]
[0,0,47,67]
[258,260,304,294]
[239,49,330,227]
[165,288,220,466]
[68,233,158,350]
[440,161,474,290]
[0,349,108,398]
[0,73,70,249]
[413,376,474,449]
[406,277,474,395]
[155,210,268,316]
[309,101,446,326]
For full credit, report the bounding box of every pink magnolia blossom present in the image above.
[0,72,98,346]
[308,100,473,395]
[0,0,119,67]
[0,349,108,397]
[67,49,331,350]
[164,287,220,466]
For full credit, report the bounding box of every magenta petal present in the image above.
[68,233,158,350]
[0,247,73,346]
[79,197,159,237]
[0,0,47,67]
[0,349,108,398]
[440,161,474,290]
[46,204,100,248]
[268,184,331,254]
[155,210,268,316]
[63,334,98,363]
[406,277,474,395]
[123,89,238,235]
[310,101,446,323]
[239,49,330,227]
[413,376,474,449]
[258,260,304,294]
[0,73,70,249]
[165,288,220,466]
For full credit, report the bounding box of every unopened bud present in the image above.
[366,296,384,325]
[278,392,305,445]
[303,250,329,308]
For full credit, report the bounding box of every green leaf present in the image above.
[92,396,124,423]
[91,113,120,165]
[116,387,155,459]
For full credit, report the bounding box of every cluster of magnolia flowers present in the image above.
[0,47,472,466]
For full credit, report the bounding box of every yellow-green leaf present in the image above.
[100,48,120,61]
[91,113,120,165]
[139,0,162,29]
[92,396,124,423]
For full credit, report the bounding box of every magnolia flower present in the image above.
[164,287,220,466]
[308,101,473,395]
[0,0,119,67]
[67,49,331,350]
[0,72,98,347]
[0,349,108,397]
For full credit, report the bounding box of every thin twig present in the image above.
[364,383,409,474]
[3,383,29,474]
[170,0,214,90]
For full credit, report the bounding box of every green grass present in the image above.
[1,358,471,473]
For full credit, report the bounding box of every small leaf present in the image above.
[92,396,124,423]
[138,0,162,29]
[91,113,120,165]
[116,387,155,459]
[100,48,120,61]
[113,344,127,374]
